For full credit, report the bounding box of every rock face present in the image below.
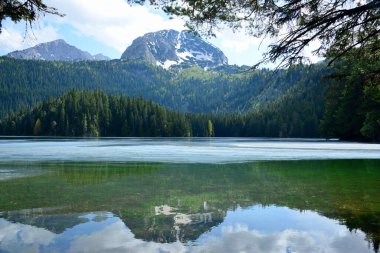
[7,39,110,61]
[92,53,111,61]
[120,30,228,69]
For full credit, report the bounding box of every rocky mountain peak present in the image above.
[6,39,110,61]
[120,30,228,69]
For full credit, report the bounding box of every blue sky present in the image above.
[0,0,319,66]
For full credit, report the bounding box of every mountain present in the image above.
[121,30,228,69]
[92,53,110,61]
[6,39,110,61]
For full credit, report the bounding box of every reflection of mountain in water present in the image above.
[1,209,105,234]
[2,211,86,234]
[0,207,375,253]
[0,160,379,252]
[125,203,226,243]
[1,207,225,244]
[56,162,161,185]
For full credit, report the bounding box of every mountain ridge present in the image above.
[5,30,230,69]
[6,39,110,61]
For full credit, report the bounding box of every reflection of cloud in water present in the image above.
[0,168,43,180]
[70,221,186,253]
[194,225,371,253]
[0,213,374,253]
[0,219,56,252]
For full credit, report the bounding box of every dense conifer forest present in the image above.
[0,55,379,141]
[0,90,192,137]
[321,52,380,142]
[0,89,323,138]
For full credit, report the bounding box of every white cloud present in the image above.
[0,28,24,52]
[205,27,273,66]
[0,24,59,53]
[45,0,186,53]
[207,24,323,66]
[303,39,324,63]
[213,29,270,54]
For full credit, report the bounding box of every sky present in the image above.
[0,0,319,66]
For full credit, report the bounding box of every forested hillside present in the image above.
[0,57,326,116]
[0,58,172,117]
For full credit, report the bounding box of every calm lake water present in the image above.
[0,138,379,253]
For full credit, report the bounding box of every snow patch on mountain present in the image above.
[176,51,193,63]
[156,60,178,69]
[121,30,228,69]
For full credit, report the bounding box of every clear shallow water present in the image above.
[0,137,380,163]
[0,139,379,252]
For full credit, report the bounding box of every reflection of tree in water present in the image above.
[55,162,160,185]
[0,160,379,252]
[343,210,380,253]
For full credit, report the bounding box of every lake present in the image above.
[0,138,379,253]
